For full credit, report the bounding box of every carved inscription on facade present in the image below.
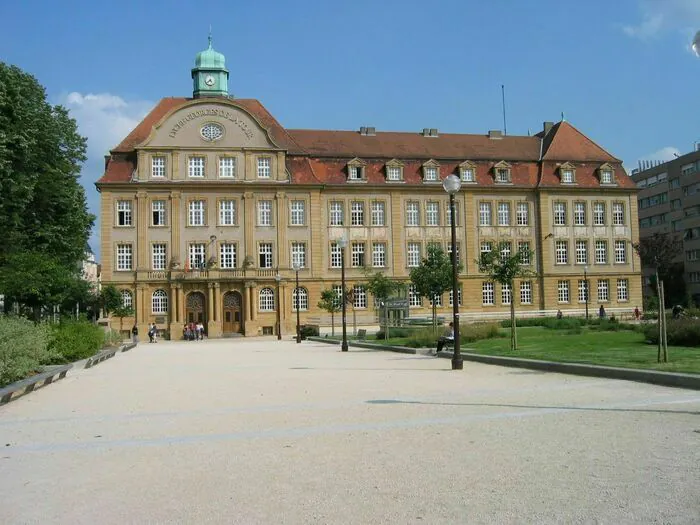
[169,108,254,139]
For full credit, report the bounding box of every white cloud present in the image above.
[623,0,700,39]
[59,92,154,257]
[641,146,681,162]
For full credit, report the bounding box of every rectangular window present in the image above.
[258,200,272,226]
[479,202,492,226]
[219,157,236,178]
[424,167,438,181]
[349,166,362,180]
[257,157,271,178]
[151,156,165,178]
[407,242,421,267]
[497,202,510,226]
[408,284,422,307]
[520,281,532,304]
[117,200,132,226]
[574,202,586,225]
[330,201,343,226]
[496,168,509,183]
[578,279,588,303]
[152,243,166,271]
[601,170,613,184]
[219,200,236,226]
[445,202,459,226]
[561,169,574,184]
[351,242,365,267]
[518,241,531,265]
[617,279,629,301]
[612,203,625,225]
[575,240,588,264]
[448,287,462,306]
[351,201,364,226]
[387,166,401,181]
[117,244,132,271]
[480,241,493,255]
[501,283,511,305]
[353,285,367,308]
[189,243,206,270]
[426,202,439,226]
[516,202,529,226]
[291,242,306,269]
[595,240,607,264]
[461,168,475,182]
[614,240,627,263]
[687,249,699,262]
[188,156,205,178]
[259,243,273,268]
[152,200,166,226]
[330,243,342,268]
[482,282,495,305]
[371,201,385,226]
[430,294,442,308]
[219,243,237,269]
[290,200,306,226]
[598,279,609,302]
[500,241,512,261]
[555,240,568,264]
[553,202,567,226]
[406,202,419,226]
[372,242,386,267]
[188,200,205,226]
[593,203,605,226]
[558,280,570,303]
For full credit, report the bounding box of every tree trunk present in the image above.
[656,269,662,363]
[352,307,356,336]
[660,280,668,363]
[432,302,437,334]
[331,312,335,336]
[510,285,517,351]
[384,304,389,341]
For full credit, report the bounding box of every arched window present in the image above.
[292,287,308,311]
[259,287,275,311]
[120,289,133,308]
[152,289,168,314]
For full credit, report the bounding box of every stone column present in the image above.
[244,284,252,321]
[178,286,186,326]
[276,192,287,269]
[213,283,221,322]
[243,192,255,263]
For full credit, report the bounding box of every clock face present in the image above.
[204,75,215,87]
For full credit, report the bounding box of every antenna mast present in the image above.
[501,84,507,136]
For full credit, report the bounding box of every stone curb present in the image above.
[307,337,700,390]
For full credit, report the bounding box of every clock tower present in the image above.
[191,34,229,98]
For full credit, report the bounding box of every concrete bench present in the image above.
[356,329,367,340]
[0,364,73,405]
[84,347,119,369]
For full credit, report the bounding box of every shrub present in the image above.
[104,330,123,346]
[48,320,104,363]
[501,317,584,330]
[404,328,440,348]
[0,316,55,387]
[375,327,413,339]
[300,324,319,338]
[461,322,503,343]
[642,318,700,347]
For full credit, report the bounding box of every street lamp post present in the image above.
[275,272,282,340]
[338,237,349,352]
[443,174,463,370]
[584,266,589,321]
[292,262,302,343]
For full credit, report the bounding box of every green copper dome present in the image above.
[191,35,229,98]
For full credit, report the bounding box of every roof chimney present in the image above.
[421,128,431,137]
[543,121,554,136]
[488,130,503,139]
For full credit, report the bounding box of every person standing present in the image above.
[599,305,606,319]
[131,324,138,344]
[148,323,155,343]
[634,306,641,321]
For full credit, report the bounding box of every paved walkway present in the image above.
[1,338,699,524]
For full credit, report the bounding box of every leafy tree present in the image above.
[318,288,340,336]
[478,243,534,351]
[0,62,94,313]
[112,305,134,333]
[363,269,402,340]
[633,232,683,362]
[410,245,457,332]
[100,285,123,315]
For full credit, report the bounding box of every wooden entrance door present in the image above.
[222,291,243,334]
[186,292,206,325]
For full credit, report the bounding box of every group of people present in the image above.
[183,322,205,341]
[130,323,160,344]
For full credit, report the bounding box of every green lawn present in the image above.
[362,326,700,375]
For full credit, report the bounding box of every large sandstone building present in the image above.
[98,39,642,338]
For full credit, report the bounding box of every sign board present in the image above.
[155,316,166,324]
[383,299,409,309]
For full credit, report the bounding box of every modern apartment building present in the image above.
[97,40,642,338]
[631,148,700,304]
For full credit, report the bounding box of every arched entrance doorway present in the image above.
[222,291,243,334]
[186,291,207,328]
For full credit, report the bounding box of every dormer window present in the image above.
[598,163,616,185]
[493,161,512,183]
[347,158,367,182]
[385,159,404,182]
[459,160,476,183]
[559,162,576,184]
[422,160,440,182]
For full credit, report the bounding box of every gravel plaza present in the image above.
[1,338,699,524]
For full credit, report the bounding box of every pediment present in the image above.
[422,159,440,167]
[493,160,511,169]
[347,157,367,167]
[140,100,279,150]
[558,161,576,170]
[386,158,404,167]
[598,162,615,171]
[459,160,476,169]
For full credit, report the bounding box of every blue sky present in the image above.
[2,0,699,256]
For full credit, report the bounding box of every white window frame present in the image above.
[601,170,613,184]
[387,166,401,181]
[120,289,133,308]
[574,202,586,226]
[371,201,385,226]
[351,201,364,226]
[448,287,462,307]
[497,202,510,226]
[553,202,567,226]
[518,241,531,265]
[330,243,342,268]
[151,156,165,178]
[353,285,367,308]
[480,241,493,255]
[482,282,495,305]
[555,240,568,264]
[407,243,421,268]
[219,243,237,269]
[257,157,271,179]
[152,289,168,314]
[292,287,308,311]
[116,244,132,271]
[561,169,574,184]
[408,284,422,307]
[219,200,236,226]
[520,281,532,305]
[372,242,386,268]
[516,202,529,226]
[406,202,420,226]
[259,288,275,311]
[501,282,511,305]
[598,279,609,302]
[189,243,206,270]
[426,202,439,226]
[461,168,475,182]
[259,243,273,269]
[291,242,306,269]
[330,201,344,226]
[595,240,607,264]
[152,200,166,226]
[593,203,605,226]
[351,242,365,267]
[152,243,167,271]
[188,156,205,178]
[258,200,272,226]
[558,280,570,303]
[479,202,492,226]
[290,200,305,226]
[219,157,236,178]
[117,200,132,227]
[617,279,628,301]
[575,240,588,265]
[578,279,588,303]
[612,203,625,226]
[189,200,205,227]
[614,240,627,263]
[424,166,438,181]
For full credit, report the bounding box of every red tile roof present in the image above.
[99,157,134,183]
[541,121,619,163]
[113,98,188,153]
[538,161,635,189]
